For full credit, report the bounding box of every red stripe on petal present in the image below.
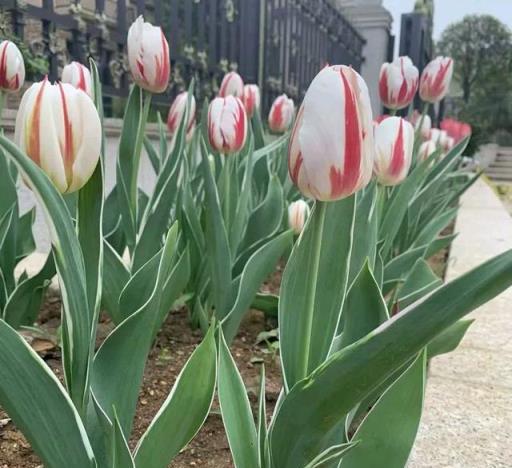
[389,119,405,177]
[0,43,9,89]
[233,99,246,151]
[378,69,389,105]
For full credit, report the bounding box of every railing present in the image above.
[0,0,365,115]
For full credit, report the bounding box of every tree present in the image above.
[438,15,512,103]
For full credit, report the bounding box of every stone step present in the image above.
[489,162,512,169]
[485,171,512,181]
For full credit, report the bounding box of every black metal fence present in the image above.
[0,0,365,115]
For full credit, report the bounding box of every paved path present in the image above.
[410,179,512,467]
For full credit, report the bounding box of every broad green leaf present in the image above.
[0,136,90,413]
[280,197,355,389]
[382,245,428,292]
[0,320,95,468]
[112,409,135,468]
[144,136,161,174]
[425,234,457,259]
[101,240,130,325]
[200,138,232,318]
[257,365,267,467]
[252,108,266,149]
[427,319,474,359]
[134,326,217,468]
[16,208,36,260]
[3,253,55,328]
[218,330,259,468]
[92,224,179,437]
[251,293,279,317]
[340,351,426,468]
[412,207,457,248]
[337,262,389,348]
[424,136,470,184]
[304,442,359,468]
[270,248,512,467]
[222,230,293,343]
[397,259,442,309]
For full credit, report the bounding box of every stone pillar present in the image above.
[336,0,393,116]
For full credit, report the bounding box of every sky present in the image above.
[383,0,512,50]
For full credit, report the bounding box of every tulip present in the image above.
[14,78,101,193]
[208,96,247,154]
[218,71,244,98]
[268,94,295,133]
[418,140,437,162]
[443,136,455,153]
[374,117,414,186]
[288,65,374,201]
[288,200,310,235]
[0,40,25,93]
[62,61,92,97]
[440,118,472,143]
[414,113,431,140]
[379,56,419,110]
[419,56,454,103]
[167,91,196,140]
[242,84,260,118]
[127,16,170,94]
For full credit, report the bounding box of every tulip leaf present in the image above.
[304,442,359,468]
[279,196,356,389]
[222,230,293,343]
[16,208,36,260]
[425,136,470,184]
[382,245,428,294]
[425,234,457,259]
[112,408,136,468]
[0,320,95,468]
[257,365,268,467]
[427,319,474,359]
[397,259,442,309]
[269,248,512,467]
[218,329,259,468]
[0,136,91,412]
[134,325,217,468]
[340,351,427,468]
[412,207,457,248]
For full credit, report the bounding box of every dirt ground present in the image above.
[0,245,450,468]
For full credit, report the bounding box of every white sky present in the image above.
[383,0,512,45]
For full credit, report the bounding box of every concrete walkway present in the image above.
[410,179,512,467]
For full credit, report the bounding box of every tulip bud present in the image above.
[288,200,310,235]
[288,65,374,201]
[443,136,455,153]
[379,56,419,110]
[167,91,196,141]
[218,71,244,98]
[242,84,260,118]
[418,140,437,162]
[61,61,92,97]
[268,94,295,133]
[127,16,170,94]
[429,128,441,145]
[374,117,414,186]
[440,118,472,143]
[14,78,101,193]
[207,96,247,154]
[0,40,25,93]
[413,113,431,140]
[419,56,454,103]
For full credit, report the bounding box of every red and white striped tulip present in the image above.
[288,200,310,235]
[0,40,25,93]
[418,140,437,162]
[374,117,414,186]
[167,91,196,141]
[127,16,170,94]
[419,56,454,103]
[242,84,260,118]
[288,65,374,201]
[440,118,472,143]
[268,94,295,133]
[379,56,419,110]
[208,96,247,154]
[61,61,92,97]
[218,71,244,98]
[14,78,101,193]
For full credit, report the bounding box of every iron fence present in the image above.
[0,0,365,115]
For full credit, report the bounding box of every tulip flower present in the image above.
[0,40,25,93]
[62,61,92,97]
[443,136,455,153]
[242,84,260,118]
[374,117,414,186]
[288,65,374,201]
[440,118,472,143]
[412,112,431,140]
[419,56,454,103]
[208,96,247,154]
[167,91,196,140]
[127,16,170,94]
[379,56,419,110]
[268,94,295,133]
[418,140,437,162]
[218,71,244,98]
[14,78,101,193]
[288,200,310,235]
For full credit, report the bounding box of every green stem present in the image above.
[223,154,232,228]
[131,90,152,220]
[300,200,327,380]
[389,108,397,117]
